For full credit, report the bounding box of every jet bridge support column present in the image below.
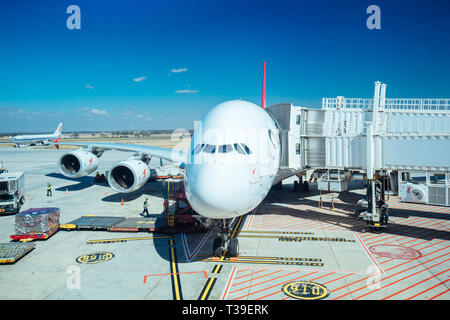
[360,122,389,231]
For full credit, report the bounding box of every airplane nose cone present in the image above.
[185,164,259,219]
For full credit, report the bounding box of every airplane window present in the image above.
[218,144,233,153]
[193,144,205,155]
[203,144,216,153]
[234,143,246,155]
[241,143,252,155]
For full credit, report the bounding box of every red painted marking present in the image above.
[380,240,447,265]
[230,270,300,295]
[221,266,237,300]
[333,248,450,300]
[310,272,336,281]
[331,245,450,298]
[236,267,251,273]
[255,270,326,301]
[322,273,354,285]
[354,232,384,274]
[353,258,450,300]
[429,287,450,300]
[234,269,267,280]
[233,271,318,300]
[261,61,266,109]
[406,279,450,300]
[369,245,422,260]
[381,269,449,300]
[231,270,282,289]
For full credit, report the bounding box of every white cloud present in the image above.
[77,107,109,117]
[123,110,152,121]
[175,89,199,94]
[132,76,147,82]
[85,84,95,89]
[170,68,188,73]
[89,108,108,116]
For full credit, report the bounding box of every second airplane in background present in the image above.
[10,123,63,148]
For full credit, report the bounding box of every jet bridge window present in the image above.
[218,144,233,153]
[203,144,216,154]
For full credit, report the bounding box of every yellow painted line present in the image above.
[169,239,182,300]
[212,264,223,274]
[230,216,243,239]
[198,277,216,300]
[195,258,324,266]
[240,230,314,235]
[237,234,279,239]
[87,235,171,244]
[197,255,322,262]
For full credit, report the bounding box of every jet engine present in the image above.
[58,149,99,178]
[108,159,150,193]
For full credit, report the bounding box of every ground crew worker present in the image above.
[140,198,149,217]
[47,182,52,197]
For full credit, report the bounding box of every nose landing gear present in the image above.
[213,218,239,257]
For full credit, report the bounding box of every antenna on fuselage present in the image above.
[261,61,266,109]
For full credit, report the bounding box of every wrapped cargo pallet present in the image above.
[15,207,60,235]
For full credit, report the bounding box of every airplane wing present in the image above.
[54,142,186,164]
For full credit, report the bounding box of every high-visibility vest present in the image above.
[144,201,148,208]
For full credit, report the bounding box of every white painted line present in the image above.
[221,266,237,300]
[354,232,385,274]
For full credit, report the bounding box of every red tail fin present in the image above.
[261,61,266,109]
[54,137,60,149]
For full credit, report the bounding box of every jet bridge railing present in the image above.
[322,97,450,111]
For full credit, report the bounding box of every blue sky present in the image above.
[0,0,449,133]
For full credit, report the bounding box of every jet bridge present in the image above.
[267,81,450,228]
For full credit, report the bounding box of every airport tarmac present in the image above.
[0,147,448,300]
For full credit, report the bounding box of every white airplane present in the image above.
[56,63,291,256]
[11,123,63,148]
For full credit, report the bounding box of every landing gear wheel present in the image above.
[227,238,239,257]
[213,237,224,257]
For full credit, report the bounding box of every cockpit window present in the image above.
[241,143,252,155]
[233,143,251,155]
[193,144,205,155]
[218,144,233,153]
[234,143,246,155]
[203,144,216,153]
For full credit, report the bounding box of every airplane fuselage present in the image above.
[185,100,280,219]
[11,134,58,144]
[11,123,62,146]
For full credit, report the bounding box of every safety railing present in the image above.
[322,97,450,111]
